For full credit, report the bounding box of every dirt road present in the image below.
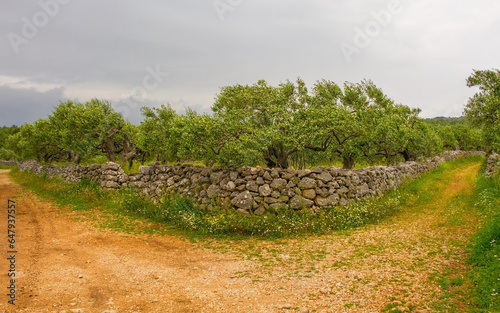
[0,163,482,312]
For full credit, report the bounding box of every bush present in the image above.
[0,148,17,161]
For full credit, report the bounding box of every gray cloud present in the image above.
[0,85,68,126]
[1,0,499,126]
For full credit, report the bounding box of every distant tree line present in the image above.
[1,74,494,169]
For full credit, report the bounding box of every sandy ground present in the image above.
[0,164,481,313]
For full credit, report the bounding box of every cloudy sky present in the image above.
[1,0,499,126]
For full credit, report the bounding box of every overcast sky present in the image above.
[1,0,499,126]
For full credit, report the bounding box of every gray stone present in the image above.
[254,206,266,215]
[271,168,280,178]
[336,186,349,194]
[357,183,370,195]
[315,195,339,208]
[210,171,225,184]
[259,184,272,197]
[139,166,151,175]
[270,178,287,190]
[256,177,265,185]
[311,166,326,173]
[290,195,313,210]
[104,175,117,181]
[262,171,272,181]
[317,188,330,198]
[286,181,296,188]
[317,171,333,183]
[298,177,316,189]
[297,169,312,178]
[229,171,239,181]
[102,181,119,189]
[302,189,316,200]
[206,185,219,199]
[106,162,120,171]
[226,181,236,191]
[269,203,284,211]
[231,191,253,210]
[246,181,259,192]
[283,188,296,198]
[264,197,280,204]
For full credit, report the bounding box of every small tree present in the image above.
[136,104,184,164]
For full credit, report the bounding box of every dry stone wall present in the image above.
[4,151,484,214]
[486,153,500,177]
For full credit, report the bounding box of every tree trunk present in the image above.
[67,151,81,164]
[342,155,355,169]
[262,143,295,168]
[120,135,136,166]
[104,128,119,162]
[401,149,411,162]
[105,137,115,162]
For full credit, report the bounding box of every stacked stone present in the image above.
[99,162,128,189]
[0,160,19,167]
[18,160,43,174]
[486,153,500,177]
[16,151,485,214]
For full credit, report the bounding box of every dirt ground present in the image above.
[0,164,481,313]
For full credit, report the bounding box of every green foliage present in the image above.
[2,75,486,169]
[465,69,500,152]
[469,172,500,311]
[426,117,485,151]
[49,99,130,162]
[6,119,64,162]
[136,104,184,163]
[0,125,19,147]
[0,147,17,161]
[5,99,137,164]
[211,79,305,168]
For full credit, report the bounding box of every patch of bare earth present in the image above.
[0,163,481,312]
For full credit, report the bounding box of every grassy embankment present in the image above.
[469,164,500,312]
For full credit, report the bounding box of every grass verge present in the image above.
[469,168,500,312]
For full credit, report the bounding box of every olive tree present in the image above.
[49,99,129,162]
[465,69,500,151]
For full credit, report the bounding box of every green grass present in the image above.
[468,168,500,312]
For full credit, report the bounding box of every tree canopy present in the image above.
[465,69,500,152]
[0,76,487,168]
